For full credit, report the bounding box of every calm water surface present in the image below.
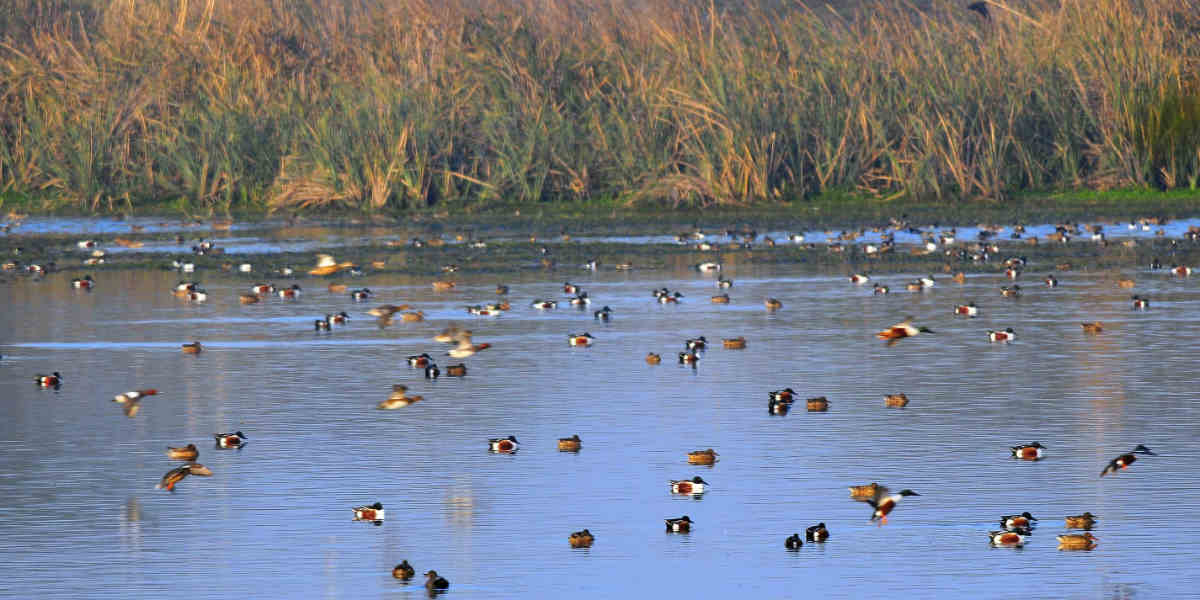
[2,259,1199,599]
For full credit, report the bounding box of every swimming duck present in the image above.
[1005,267,1021,280]
[1000,512,1038,530]
[717,276,733,288]
[988,328,1016,343]
[665,515,693,532]
[71,275,95,289]
[1100,444,1156,477]
[1081,322,1103,334]
[431,281,455,291]
[330,312,349,325]
[1000,285,1021,298]
[806,523,829,542]
[1057,532,1098,550]
[686,336,707,351]
[678,351,700,364]
[569,292,591,307]
[989,529,1029,547]
[849,273,870,284]
[155,463,212,491]
[392,560,415,580]
[315,316,332,331]
[764,298,783,311]
[873,283,889,295]
[806,396,830,412]
[183,289,208,302]
[768,398,791,415]
[424,364,440,379]
[166,444,199,461]
[645,352,662,365]
[351,288,373,301]
[489,436,519,453]
[531,299,558,310]
[424,571,449,591]
[568,332,595,347]
[76,239,97,249]
[594,306,613,321]
[352,502,385,522]
[1171,265,1192,276]
[568,529,595,548]
[213,431,247,448]
[696,262,721,272]
[687,449,718,465]
[181,342,203,354]
[659,292,684,304]
[34,372,63,387]
[785,533,803,549]
[884,393,909,408]
[1131,295,1149,310]
[112,389,157,417]
[239,293,260,304]
[867,489,920,524]
[905,281,923,292]
[849,483,888,501]
[1065,512,1098,529]
[278,284,301,300]
[445,364,467,377]
[670,476,708,495]
[722,337,746,349]
[954,303,979,317]
[558,435,582,452]
[377,385,422,409]
[1117,278,1135,289]
[769,388,796,403]
[408,353,434,368]
[876,318,933,346]
[563,282,579,295]
[250,283,275,295]
[1044,274,1058,287]
[1010,442,1045,460]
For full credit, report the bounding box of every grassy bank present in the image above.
[0,0,1198,215]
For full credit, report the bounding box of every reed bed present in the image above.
[0,0,1197,213]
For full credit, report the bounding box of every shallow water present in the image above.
[2,260,1199,599]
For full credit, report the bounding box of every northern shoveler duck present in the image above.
[670,476,708,495]
[213,431,247,448]
[1057,532,1098,550]
[315,316,332,331]
[1045,274,1058,287]
[873,283,889,295]
[34,372,63,387]
[659,292,684,304]
[330,312,349,325]
[448,340,491,358]
[367,304,406,318]
[1117,278,1135,289]
[431,281,455,291]
[696,262,721,272]
[785,533,803,549]
[769,388,795,403]
[849,273,870,284]
[1171,265,1192,276]
[239,293,260,304]
[408,353,434,367]
[558,435,582,452]
[155,463,212,491]
[989,529,1029,547]
[1081,322,1103,334]
[71,275,95,289]
[1000,512,1038,530]
[1005,267,1021,280]
[954,303,979,317]
[764,298,783,311]
[112,389,157,418]
[678,351,700,364]
[711,293,731,304]
[531,299,558,310]
[445,364,467,377]
[646,352,662,365]
[1100,444,1156,477]
[392,560,415,580]
[988,328,1016,343]
[905,281,923,292]
[806,523,829,542]
[568,529,595,548]
[867,489,920,524]
[665,515,693,532]
[1010,442,1045,460]
[489,436,519,453]
[717,276,733,288]
[351,288,373,301]
[806,396,830,412]
[768,398,791,415]
[424,571,449,591]
[884,393,909,408]
[166,444,199,461]
[377,385,422,409]
[1000,285,1021,298]
[687,449,718,465]
[278,284,301,300]
[563,282,579,295]
[876,318,933,346]
[181,342,203,354]
[1065,512,1098,530]
[849,483,888,500]
[569,292,591,306]
[594,306,613,321]
[251,283,275,295]
[722,337,746,349]
[1132,295,1149,310]
[424,364,440,379]
[352,502,385,522]
[686,336,707,351]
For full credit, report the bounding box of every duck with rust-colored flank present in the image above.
[670,476,708,495]
[678,351,700,365]
[1132,295,1149,310]
[989,529,1029,547]
[568,332,595,347]
[156,463,212,491]
[785,533,802,549]
[954,302,979,317]
[687,449,718,465]
[112,388,157,417]
[1101,444,1156,477]
[392,560,415,580]
[1171,265,1193,277]
[665,515,693,532]
[250,283,275,295]
[352,502,385,523]
[330,312,349,325]
[1057,532,1098,550]
[558,435,582,452]
[769,388,795,403]
[1000,512,1038,530]
[849,273,870,284]
[1081,322,1103,334]
[424,364,440,379]
[489,436,520,453]
[806,396,830,412]
[408,353,434,368]
[764,298,783,311]
[1010,442,1046,460]
[563,282,579,295]
[686,336,707,351]
[181,342,203,354]
[645,352,662,365]
[952,272,967,283]
[166,444,198,461]
[350,288,373,301]
[34,372,63,388]
[1065,512,1098,530]
[568,529,595,548]
[1117,278,1135,289]
[876,317,933,346]
[213,431,247,448]
[377,385,422,410]
[722,337,746,349]
[659,291,684,304]
[806,523,829,542]
[71,275,95,289]
[278,284,301,300]
[531,299,558,310]
[445,364,467,377]
[884,393,909,408]
[424,570,449,591]
[1045,274,1058,287]
[1000,285,1021,298]
[868,489,921,524]
[988,328,1016,343]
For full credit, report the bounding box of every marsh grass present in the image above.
[0,0,1197,214]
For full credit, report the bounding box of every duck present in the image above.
[568,332,595,347]
[849,273,870,284]
[434,326,470,344]
[400,311,424,322]
[806,396,830,412]
[557,435,582,452]
[1057,532,1099,550]
[278,284,301,300]
[1010,442,1046,460]
[250,283,275,295]
[314,316,332,331]
[407,353,434,368]
[1044,274,1058,287]
[593,306,613,321]
[352,502,385,522]
[569,292,591,306]
[330,312,349,325]
[678,351,700,364]
[367,304,405,318]
[1081,322,1103,334]
[1171,265,1192,276]
[669,476,708,495]
[568,529,595,548]
[873,283,889,295]
[184,289,208,302]
[181,342,203,354]
[392,560,415,580]
[424,571,449,591]
[33,372,63,387]
[645,352,662,365]
[431,281,456,291]
[1100,444,1156,477]
[1004,267,1021,280]
[166,444,199,461]
[954,303,979,317]
[849,483,888,500]
[531,299,558,310]
[1117,278,1135,289]
[951,272,967,283]
[155,463,213,491]
[1000,285,1021,298]
[424,364,440,379]
[665,515,693,532]
[695,262,721,272]
[876,317,933,346]
[1065,512,1098,530]
[112,389,157,417]
[687,449,718,465]
[905,281,923,292]
[989,529,1029,547]
[350,288,373,301]
[1000,512,1038,530]
[722,337,746,349]
[377,385,422,409]
[884,393,909,408]
[768,398,791,415]
[709,293,731,304]
[71,275,95,289]
[658,292,684,304]
[920,276,935,287]
[686,336,707,351]
[768,388,795,403]
[489,436,520,453]
[563,282,579,295]
[1131,295,1149,310]
[445,364,467,377]
[806,523,829,542]
[988,328,1016,343]
[717,276,733,288]
[239,293,260,304]
[213,431,247,448]
[764,298,783,311]
[785,533,803,550]
[867,489,920,524]
[448,340,491,359]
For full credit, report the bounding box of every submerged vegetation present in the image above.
[0,0,1198,214]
